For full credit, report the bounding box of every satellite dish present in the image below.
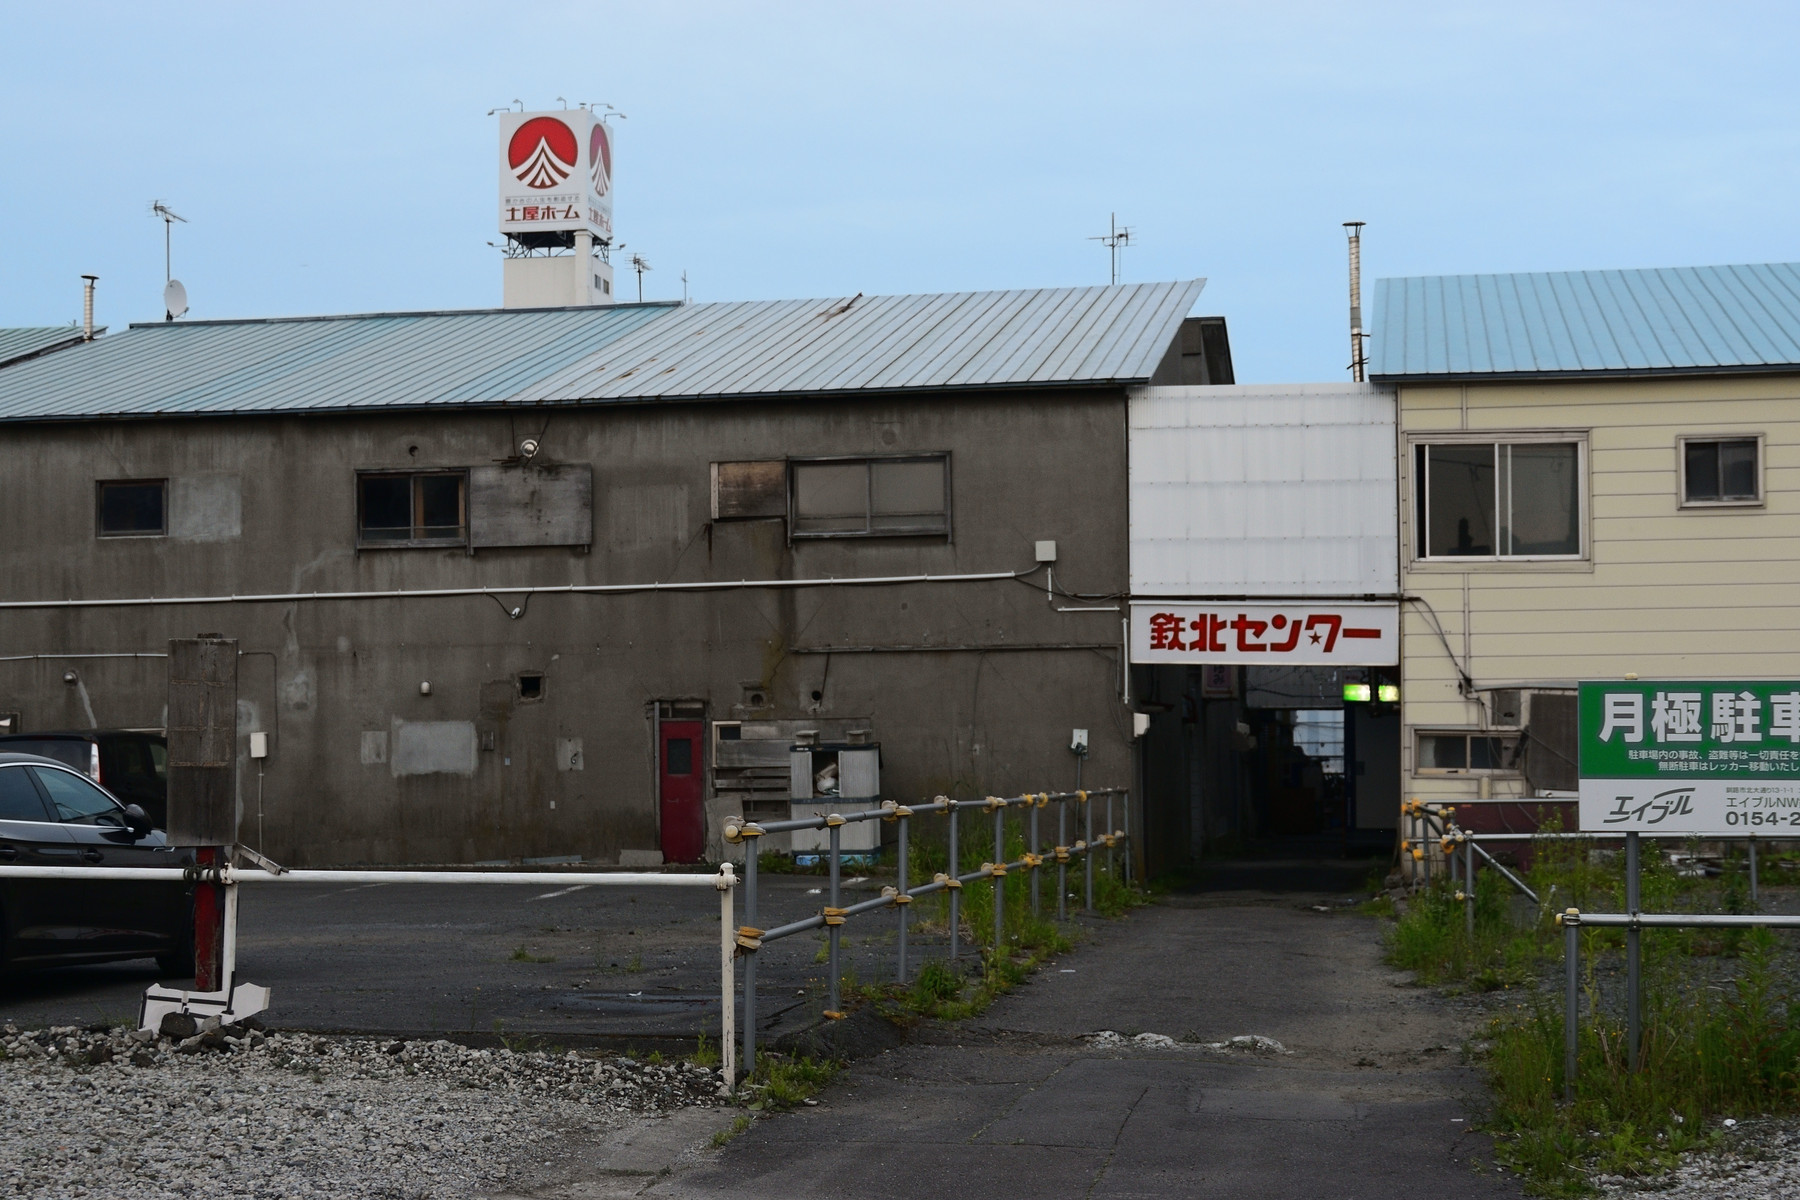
[163,279,188,320]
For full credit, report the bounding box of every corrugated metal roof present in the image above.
[0,281,1202,423]
[0,304,676,422]
[514,282,1203,403]
[1371,262,1800,380]
[0,327,88,369]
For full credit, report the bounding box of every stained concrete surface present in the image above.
[630,885,1524,1200]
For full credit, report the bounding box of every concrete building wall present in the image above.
[1397,373,1800,814]
[0,389,1133,866]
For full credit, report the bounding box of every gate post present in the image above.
[168,636,239,992]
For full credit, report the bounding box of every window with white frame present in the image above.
[1680,436,1761,506]
[1412,439,1583,560]
[1414,729,1523,775]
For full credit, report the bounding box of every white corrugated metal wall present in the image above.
[1127,383,1398,597]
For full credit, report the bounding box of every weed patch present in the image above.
[711,1114,753,1147]
[1380,828,1800,1194]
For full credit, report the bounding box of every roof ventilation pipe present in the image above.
[81,275,98,341]
[1343,222,1366,382]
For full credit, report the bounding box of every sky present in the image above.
[3,1,1797,382]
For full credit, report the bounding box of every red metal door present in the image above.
[658,721,705,864]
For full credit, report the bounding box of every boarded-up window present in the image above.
[1525,691,1578,793]
[468,464,593,548]
[711,460,786,520]
[791,455,950,538]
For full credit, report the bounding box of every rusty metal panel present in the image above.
[167,637,238,846]
[711,460,785,519]
[468,463,593,547]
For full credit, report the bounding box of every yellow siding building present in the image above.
[1373,264,1800,843]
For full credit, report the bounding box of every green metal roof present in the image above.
[1372,262,1800,381]
[0,327,89,370]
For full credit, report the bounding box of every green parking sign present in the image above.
[1578,681,1800,833]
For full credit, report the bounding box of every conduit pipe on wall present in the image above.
[0,569,1027,612]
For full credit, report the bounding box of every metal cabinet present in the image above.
[789,739,881,853]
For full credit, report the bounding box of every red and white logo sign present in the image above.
[1129,601,1399,666]
[589,124,612,196]
[508,116,578,190]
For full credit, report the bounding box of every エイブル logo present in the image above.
[508,117,577,190]
[589,124,612,196]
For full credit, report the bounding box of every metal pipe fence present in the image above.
[1399,801,1793,1104]
[722,787,1130,1081]
[3,789,1137,1095]
[1406,798,1777,937]
[1557,907,1800,1102]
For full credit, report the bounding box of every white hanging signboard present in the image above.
[1128,601,1399,666]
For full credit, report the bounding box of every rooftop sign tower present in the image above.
[498,107,616,308]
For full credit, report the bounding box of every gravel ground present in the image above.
[0,1021,726,1199]
[1599,1119,1800,1199]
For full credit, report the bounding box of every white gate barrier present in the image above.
[0,861,739,1092]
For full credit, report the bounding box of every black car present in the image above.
[0,752,192,976]
[0,731,167,828]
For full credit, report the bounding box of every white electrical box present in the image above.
[1035,540,1058,563]
[249,731,269,759]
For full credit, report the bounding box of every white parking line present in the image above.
[313,882,391,899]
[530,885,592,901]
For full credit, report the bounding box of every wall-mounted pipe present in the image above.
[0,569,1027,612]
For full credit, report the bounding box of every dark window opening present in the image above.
[97,480,166,537]
[1416,730,1522,774]
[666,738,694,775]
[1415,441,1580,559]
[358,471,467,546]
[518,673,545,701]
[791,455,950,538]
[1683,438,1759,504]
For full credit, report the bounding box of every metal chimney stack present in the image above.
[1344,222,1366,382]
[80,275,98,341]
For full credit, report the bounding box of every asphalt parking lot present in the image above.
[0,870,918,1042]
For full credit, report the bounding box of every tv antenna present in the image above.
[150,201,189,320]
[681,270,689,305]
[1088,213,1134,285]
[630,254,652,302]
